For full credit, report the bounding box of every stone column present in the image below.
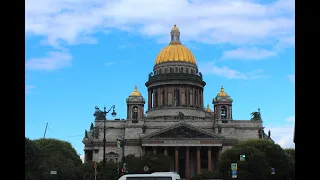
[164,147,168,156]
[148,89,151,109]
[153,88,156,108]
[208,147,212,171]
[172,87,174,105]
[158,87,161,107]
[186,86,189,105]
[164,87,167,106]
[175,147,179,172]
[179,86,182,106]
[186,147,190,180]
[153,147,157,155]
[84,150,87,163]
[196,147,201,174]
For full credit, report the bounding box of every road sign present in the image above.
[231,163,237,170]
[144,166,149,172]
[271,168,275,175]
[93,161,97,169]
[50,171,57,175]
[240,155,245,161]
[232,175,237,178]
[117,140,121,150]
[232,170,237,175]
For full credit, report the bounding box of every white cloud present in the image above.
[199,62,266,80]
[288,74,295,83]
[26,0,295,48]
[286,116,295,123]
[265,116,295,149]
[80,155,84,163]
[104,62,115,67]
[26,85,36,94]
[26,51,72,71]
[222,47,277,60]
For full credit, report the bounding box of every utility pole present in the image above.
[43,122,48,138]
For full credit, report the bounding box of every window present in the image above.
[170,67,173,73]
[154,91,158,107]
[175,67,178,73]
[194,90,198,105]
[191,69,194,74]
[161,90,165,106]
[186,68,189,73]
[164,68,167,73]
[132,106,139,119]
[174,88,180,106]
[221,106,227,118]
[159,69,162,74]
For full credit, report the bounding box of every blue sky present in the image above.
[25,0,295,157]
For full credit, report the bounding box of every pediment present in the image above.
[143,122,225,139]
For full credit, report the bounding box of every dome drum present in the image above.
[145,72,205,87]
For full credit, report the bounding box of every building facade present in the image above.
[83,25,265,179]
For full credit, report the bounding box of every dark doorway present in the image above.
[179,159,185,178]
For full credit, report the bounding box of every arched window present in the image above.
[132,106,139,120]
[191,69,194,74]
[174,88,180,106]
[175,67,178,73]
[155,91,158,108]
[220,106,227,119]
[170,67,173,73]
[186,68,189,74]
[159,69,162,74]
[164,68,167,74]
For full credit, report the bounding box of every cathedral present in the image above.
[83,25,265,179]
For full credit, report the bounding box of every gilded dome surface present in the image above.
[155,25,196,65]
[217,86,228,97]
[130,86,142,96]
[205,104,213,112]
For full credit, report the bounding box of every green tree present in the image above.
[284,148,295,180]
[143,153,173,172]
[25,137,41,180]
[219,146,270,180]
[31,138,83,180]
[123,153,173,174]
[218,139,291,180]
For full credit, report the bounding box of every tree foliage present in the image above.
[124,153,173,174]
[218,139,292,180]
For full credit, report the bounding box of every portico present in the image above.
[141,122,236,179]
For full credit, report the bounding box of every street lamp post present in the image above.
[102,105,117,167]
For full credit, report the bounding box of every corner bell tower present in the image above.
[213,86,233,120]
[126,86,145,123]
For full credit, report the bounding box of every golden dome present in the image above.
[205,104,213,112]
[130,85,142,96]
[217,86,228,97]
[172,24,179,31]
[155,24,196,65]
